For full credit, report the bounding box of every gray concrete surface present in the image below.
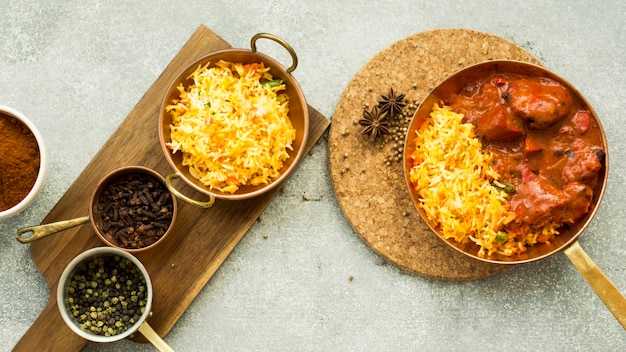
[1,1,625,351]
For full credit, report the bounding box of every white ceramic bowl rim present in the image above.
[0,105,47,219]
[56,247,153,343]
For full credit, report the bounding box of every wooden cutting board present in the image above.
[13,25,330,351]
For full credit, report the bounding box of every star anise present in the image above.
[359,105,389,141]
[378,88,406,118]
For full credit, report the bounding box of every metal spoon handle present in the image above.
[138,321,175,352]
[563,240,626,330]
[16,216,90,243]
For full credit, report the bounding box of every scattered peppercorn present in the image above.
[356,88,418,165]
[382,99,419,165]
[65,255,147,337]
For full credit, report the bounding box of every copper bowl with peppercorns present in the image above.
[0,105,47,220]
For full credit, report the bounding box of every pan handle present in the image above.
[165,174,215,208]
[137,321,175,352]
[563,240,626,330]
[250,33,298,73]
[16,216,90,243]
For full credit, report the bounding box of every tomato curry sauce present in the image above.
[448,73,606,243]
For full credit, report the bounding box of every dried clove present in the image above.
[96,173,174,249]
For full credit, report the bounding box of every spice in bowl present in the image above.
[94,171,175,250]
[57,247,163,345]
[0,111,41,212]
[65,254,148,337]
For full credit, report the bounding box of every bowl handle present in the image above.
[250,33,298,73]
[138,321,175,352]
[16,216,90,243]
[563,240,626,330]
[165,174,215,208]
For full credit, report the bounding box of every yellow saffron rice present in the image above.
[408,104,517,257]
[165,60,295,193]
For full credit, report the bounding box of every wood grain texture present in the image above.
[328,29,541,280]
[13,25,330,351]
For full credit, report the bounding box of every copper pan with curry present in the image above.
[158,33,309,208]
[403,60,625,329]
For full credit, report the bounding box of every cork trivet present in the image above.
[328,28,542,280]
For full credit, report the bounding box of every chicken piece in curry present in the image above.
[449,73,605,243]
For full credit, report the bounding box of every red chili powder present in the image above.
[0,112,41,211]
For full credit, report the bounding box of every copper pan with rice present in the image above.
[158,33,309,207]
[403,60,626,329]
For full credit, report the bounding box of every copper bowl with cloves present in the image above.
[89,166,178,252]
[17,166,177,253]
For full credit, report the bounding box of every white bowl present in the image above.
[0,105,47,219]
[57,247,153,343]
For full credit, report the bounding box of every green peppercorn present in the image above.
[65,255,148,337]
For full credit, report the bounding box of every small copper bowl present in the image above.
[158,33,309,207]
[89,166,177,252]
[17,166,177,253]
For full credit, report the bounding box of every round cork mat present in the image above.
[328,28,542,280]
